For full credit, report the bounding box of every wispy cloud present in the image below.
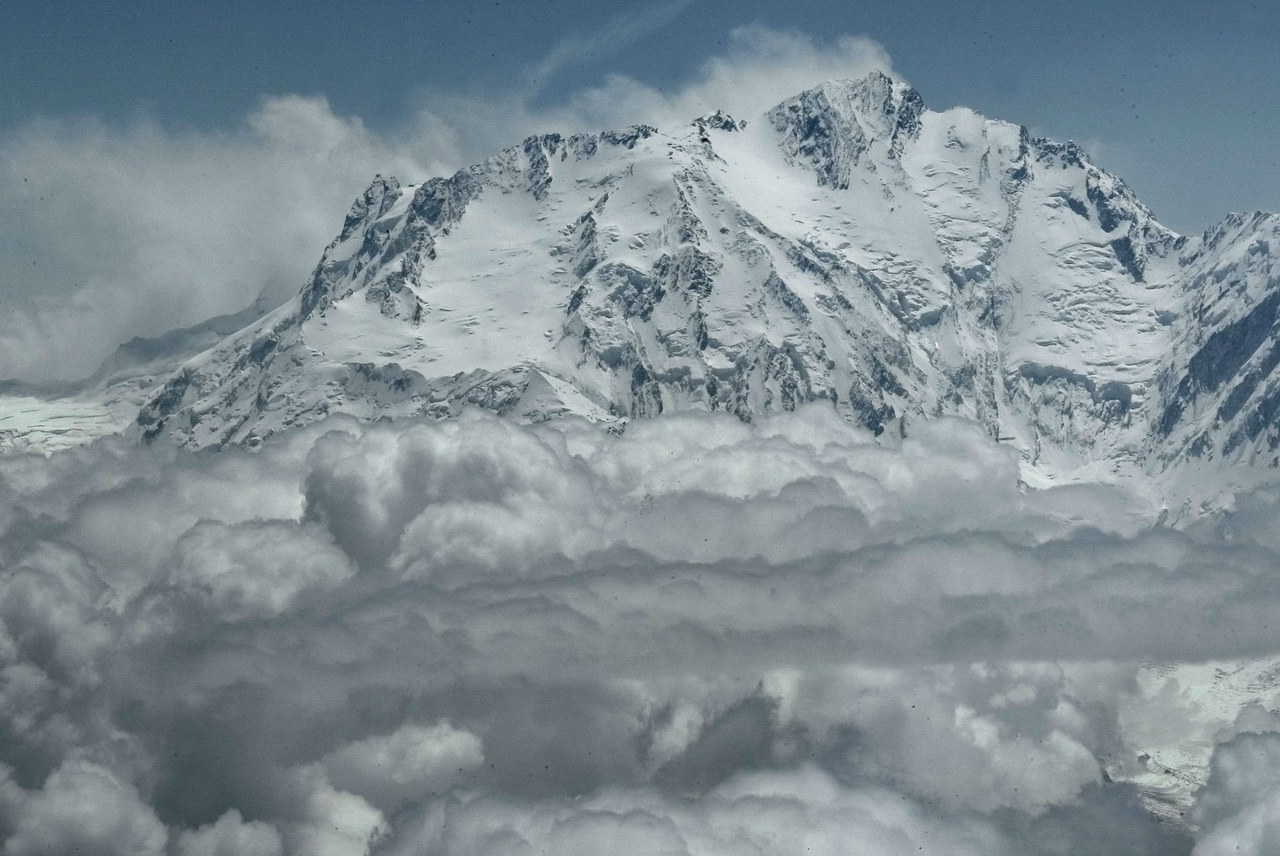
[0,97,445,381]
[526,0,697,97]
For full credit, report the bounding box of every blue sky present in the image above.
[3,0,1280,379]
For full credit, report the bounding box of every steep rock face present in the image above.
[1151,212,1280,470]
[129,72,1280,485]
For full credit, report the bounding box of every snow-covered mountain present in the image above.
[6,72,1280,838]
[11,73,1280,490]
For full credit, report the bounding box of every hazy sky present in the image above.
[4,0,1279,233]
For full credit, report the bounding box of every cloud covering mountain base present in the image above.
[1,406,1279,853]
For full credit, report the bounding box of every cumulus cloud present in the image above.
[174,809,283,856]
[4,406,1280,852]
[3,760,167,856]
[319,721,484,812]
[1192,733,1280,855]
[280,766,388,856]
[165,520,356,622]
[0,25,892,382]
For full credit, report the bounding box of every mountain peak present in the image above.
[816,70,920,105]
[766,72,925,188]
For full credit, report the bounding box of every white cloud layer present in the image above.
[1,406,1279,852]
[0,25,892,382]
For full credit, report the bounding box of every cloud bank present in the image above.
[2,405,1279,853]
[0,25,892,382]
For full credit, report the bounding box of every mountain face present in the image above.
[25,73,1280,485]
